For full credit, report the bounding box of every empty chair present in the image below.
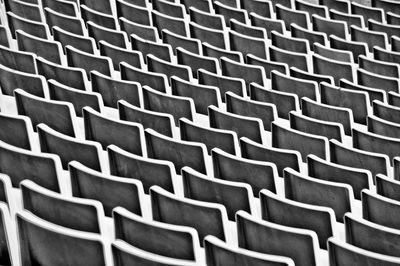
[328,237,400,266]
[276,3,310,30]
[69,161,145,217]
[0,63,46,97]
[7,0,42,22]
[182,166,253,220]
[112,240,198,266]
[225,91,276,131]
[340,78,386,104]
[329,35,368,63]
[261,189,335,249]
[205,235,295,266]
[271,70,318,101]
[240,137,302,176]
[37,123,103,171]
[345,212,400,257]
[80,5,116,29]
[48,79,102,117]
[53,26,96,54]
[0,44,36,74]
[162,30,201,55]
[0,140,62,192]
[373,100,400,124]
[237,211,320,266]
[369,19,400,41]
[362,189,400,231]
[142,86,195,126]
[17,210,112,266]
[118,100,174,138]
[119,17,158,42]
[7,11,49,39]
[290,23,328,51]
[330,139,390,178]
[329,9,364,31]
[116,0,151,26]
[212,147,278,196]
[246,54,289,80]
[209,105,265,144]
[313,42,353,63]
[250,82,300,119]
[359,54,400,78]
[301,97,353,136]
[230,19,267,39]
[14,89,77,137]
[388,11,400,25]
[269,45,309,72]
[272,122,329,162]
[198,69,246,101]
[152,10,188,36]
[290,66,334,85]
[353,128,400,163]
[153,0,185,19]
[36,56,88,91]
[202,42,244,63]
[189,7,225,31]
[150,185,229,244]
[307,154,373,200]
[350,25,388,52]
[388,91,400,107]
[250,13,285,39]
[271,30,309,54]
[131,34,173,62]
[176,47,219,79]
[214,1,248,27]
[221,56,266,91]
[289,111,344,142]
[312,53,354,85]
[358,68,400,96]
[376,174,400,201]
[41,0,78,16]
[83,107,144,155]
[66,45,113,79]
[120,62,168,93]
[147,54,192,82]
[87,22,128,49]
[189,21,227,49]
[284,168,353,222]
[171,76,221,115]
[20,180,105,234]
[80,0,112,14]
[295,0,328,18]
[180,118,237,155]
[229,30,268,59]
[312,14,347,39]
[351,2,384,26]
[320,81,369,124]
[320,0,349,12]
[113,207,202,262]
[91,71,141,109]
[44,7,86,35]
[368,114,400,139]
[374,46,400,65]
[108,144,176,193]
[0,113,33,150]
[145,128,208,174]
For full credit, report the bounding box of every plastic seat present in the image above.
[7,11,50,39]
[162,29,201,55]
[313,53,354,85]
[14,88,77,137]
[131,34,173,63]
[290,23,328,51]
[269,45,309,72]
[271,70,318,101]
[0,113,34,150]
[17,210,112,266]
[351,2,384,26]
[83,107,145,155]
[0,43,36,74]
[116,0,152,26]
[119,17,158,42]
[229,29,268,59]
[152,10,188,36]
[312,14,347,39]
[147,54,192,82]
[69,161,146,217]
[214,1,248,27]
[295,0,328,18]
[44,7,86,35]
[329,35,368,63]
[189,21,227,49]
[37,123,103,171]
[87,21,128,49]
[53,26,97,54]
[108,144,176,194]
[307,154,373,200]
[176,47,219,79]
[189,7,225,31]
[276,3,310,30]
[80,4,116,29]
[246,54,289,80]
[99,41,144,71]
[357,68,400,96]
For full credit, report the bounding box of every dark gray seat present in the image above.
[0,113,33,150]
